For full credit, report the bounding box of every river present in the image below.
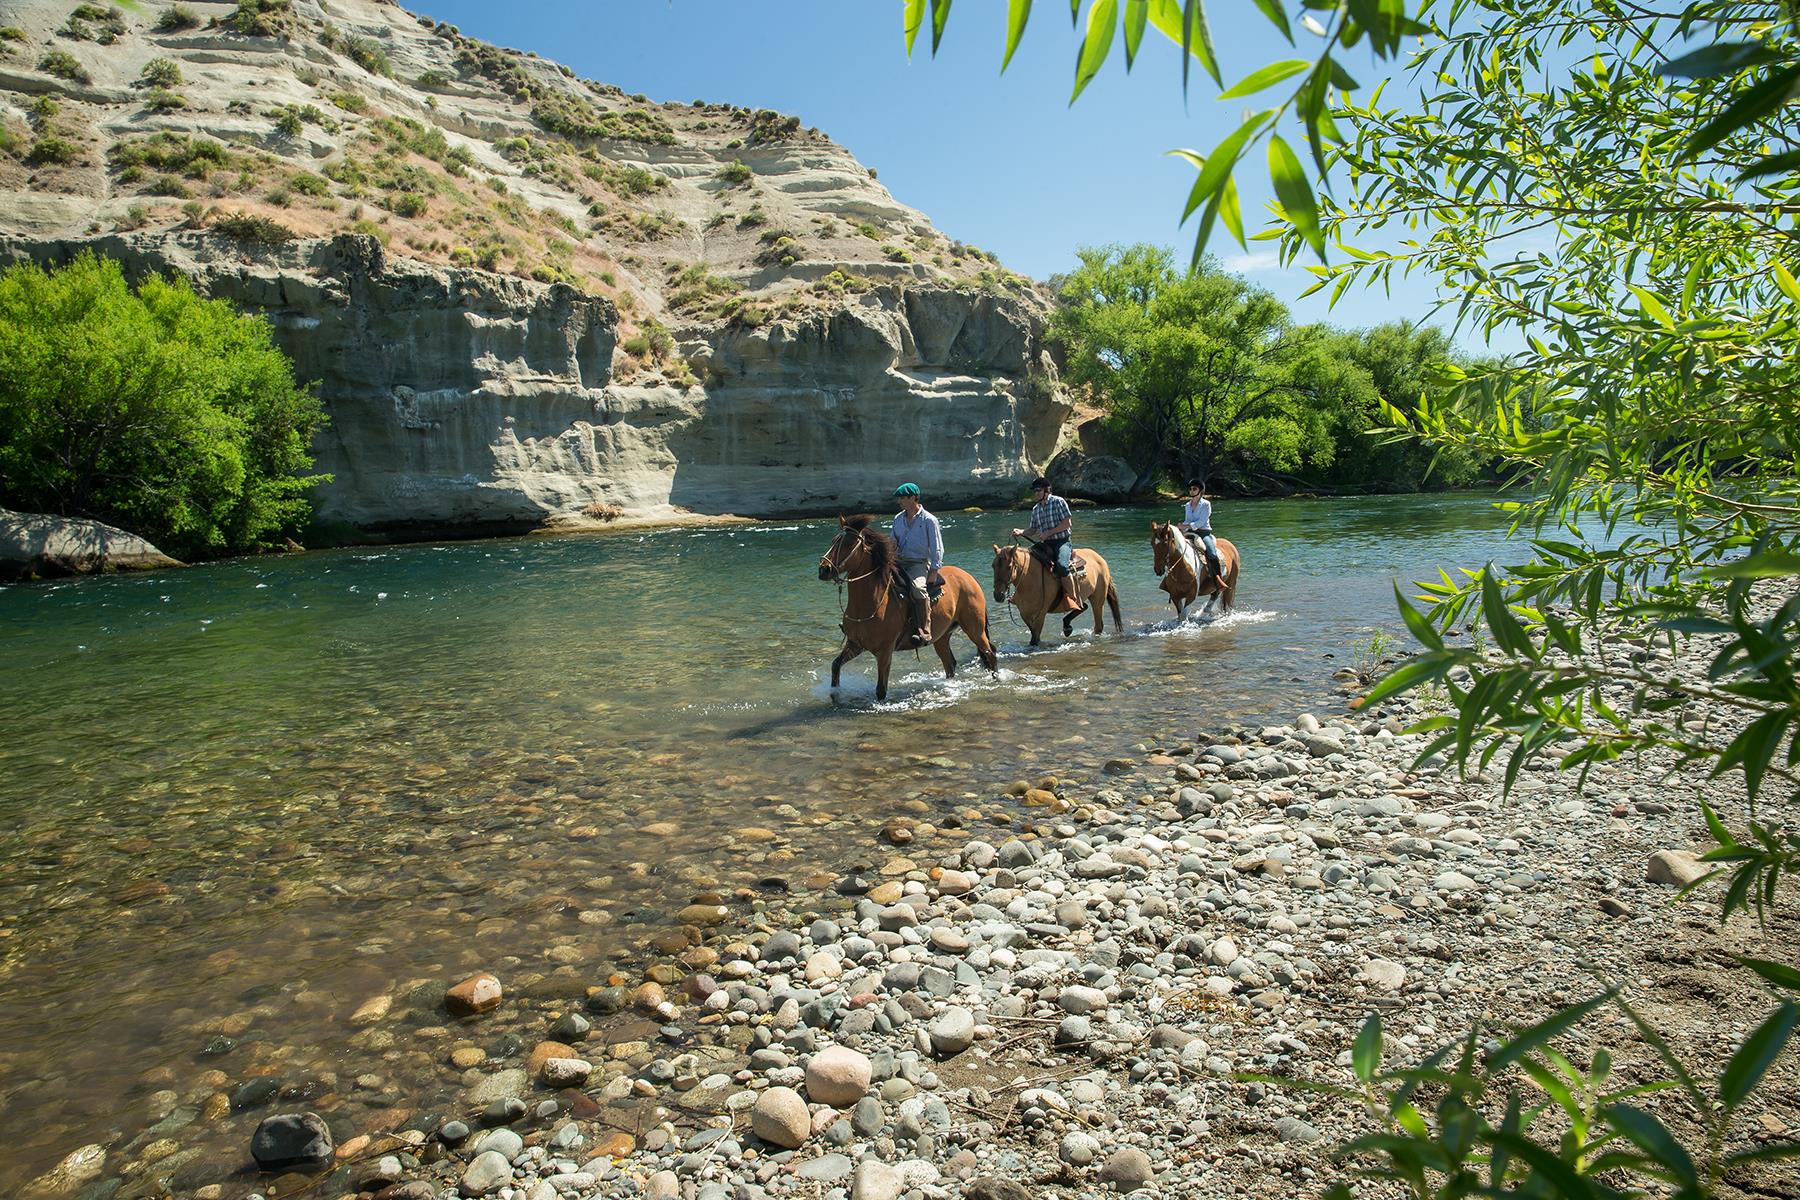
[0,493,1522,1193]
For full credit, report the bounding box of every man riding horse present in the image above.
[891,482,942,648]
[1011,476,1081,612]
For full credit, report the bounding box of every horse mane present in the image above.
[843,515,898,575]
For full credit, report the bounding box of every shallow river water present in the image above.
[0,493,1524,1192]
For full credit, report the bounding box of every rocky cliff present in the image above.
[0,0,1070,536]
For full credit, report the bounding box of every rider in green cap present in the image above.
[892,482,942,647]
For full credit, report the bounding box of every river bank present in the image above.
[29,607,1796,1200]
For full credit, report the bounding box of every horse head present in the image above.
[990,543,1019,602]
[1150,520,1171,578]
[818,517,866,582]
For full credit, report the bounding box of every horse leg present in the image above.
[959,609,999,673]
[830,640,862,688]
[934,635,956,679]
[1026,613,1044,647]
[874,648,893,702]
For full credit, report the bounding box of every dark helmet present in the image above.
[1030,476,1050,490]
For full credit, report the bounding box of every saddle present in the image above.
[1026,544,1094,608]
[889,567,942,651]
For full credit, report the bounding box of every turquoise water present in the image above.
[0,493,1522,1190]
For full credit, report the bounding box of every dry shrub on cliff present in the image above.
[580,502,622,523]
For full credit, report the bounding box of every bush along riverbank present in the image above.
[33,627,1795,1200]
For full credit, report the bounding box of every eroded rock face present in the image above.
[2,233,1069,538]
[1047,448,1140,503]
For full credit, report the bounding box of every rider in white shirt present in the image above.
[1179,480,1224,582]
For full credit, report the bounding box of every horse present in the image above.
[990,543,1123,646]
[817,515,998,701]
[1150,520,1240,620]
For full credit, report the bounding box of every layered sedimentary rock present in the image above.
[0,506,182,580]
[0,0,1071,537]
[2,232,1067,534]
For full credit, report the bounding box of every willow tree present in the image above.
[909,1,1800,1191]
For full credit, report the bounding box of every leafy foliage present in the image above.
[1049,245,1490,494]
[219,0,293,39]
[916,1,1800,1194]
[154,5,199,33]
[532,93,677,145]
[37,48,91,84]
[0,253,327,557]
[140,57,182,88]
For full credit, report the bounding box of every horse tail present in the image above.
[1107,583,1122,631]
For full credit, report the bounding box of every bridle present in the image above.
[820,525,883,622]
[991,544,1029,604]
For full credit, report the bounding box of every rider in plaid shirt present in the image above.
[1012,476,1079,611]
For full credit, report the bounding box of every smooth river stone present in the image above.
[806,1046,872,1106]
[446,973,503,1016]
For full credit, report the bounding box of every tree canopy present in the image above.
[0,252,328,557]
[1049,245,1489,493]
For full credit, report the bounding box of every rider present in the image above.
[1012,476,1080,612]
[891,482,943,647]
[1180,479,1224,582]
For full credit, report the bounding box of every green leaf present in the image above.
[1488,992,1611,1070]
[1718,1000,1798,1108]
[1002,0,1032,72]
[1682,63,1800,161]
[1146,0,1220,89]
[1362,655,1447,707]
[1626,284,1673,330]
[1251,0,1291,41]
[1071,0,1118,103]
[929,0,953,54]
[1479,569,1533,658]
[1739,956,1800,993]
[904,0,926,56]
[1710,552,1800,579]
[1267,133,1324,258]
[1603,1105,1699,1190]
[1171,111,1272,222]
[1395,582,1445,651]
[1775,262,1800,304]
[1122,0,1147,68]
[1352,1013,1382,1082]
[1658,41,1785,80]
[1219,59,1312,99]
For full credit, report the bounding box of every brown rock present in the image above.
[445,973,502,1017]
[1646,849,1708,887]
[592,1131,636,1158]
[526,1041,576,1073]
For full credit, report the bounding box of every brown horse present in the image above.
[1151,520,1240,619]
[990,543,1123,646]
[817,515,998,701]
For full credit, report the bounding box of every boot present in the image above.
[903,592,931,648]
[1059,574,1082,612]
[1204,550,1224,583]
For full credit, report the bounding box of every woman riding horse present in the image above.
[991,542,1122,646]
[818,516,998,701]
[1151,519,1240,620]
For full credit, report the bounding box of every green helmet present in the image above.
[893,482,920,498]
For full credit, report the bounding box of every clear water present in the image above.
[0,493,1523,1190]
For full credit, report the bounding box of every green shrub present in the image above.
[140,58,183,88]
[288,171,328,197]
[349,217,389,246]
[211,211,293,244]
[854,221,881,240]
[715,159,753,186]
[330,90,365,113]
[0,252,327,556]
[143,88,186,113]
[154,4,199,32]
[531,93,677,144]
[27,135,80,166]
[264,186,290,207]
[110,132,230,177]
[448,246,474,267]
[343,35,390,77]
[294,66,319,87]
[62,5,126,43]
[386,192,427,218]
[220,0,292,38]
[38,49,91,84]
[146,174,188,196]
[417,68,451,90]
[273,108,302,137]
[0,26,28,43]
[0,124,20,157]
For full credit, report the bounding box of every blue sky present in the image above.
[415,1,1471,344]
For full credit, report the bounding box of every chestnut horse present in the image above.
[817,515,998,701]
[990,544,1123,646]
[1150,520,1240,619]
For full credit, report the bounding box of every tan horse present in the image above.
[1151,520,1240,619]
[817,515,998,701]
[990,543,1123,646]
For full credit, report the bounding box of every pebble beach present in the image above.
[29,617,1799,1200]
